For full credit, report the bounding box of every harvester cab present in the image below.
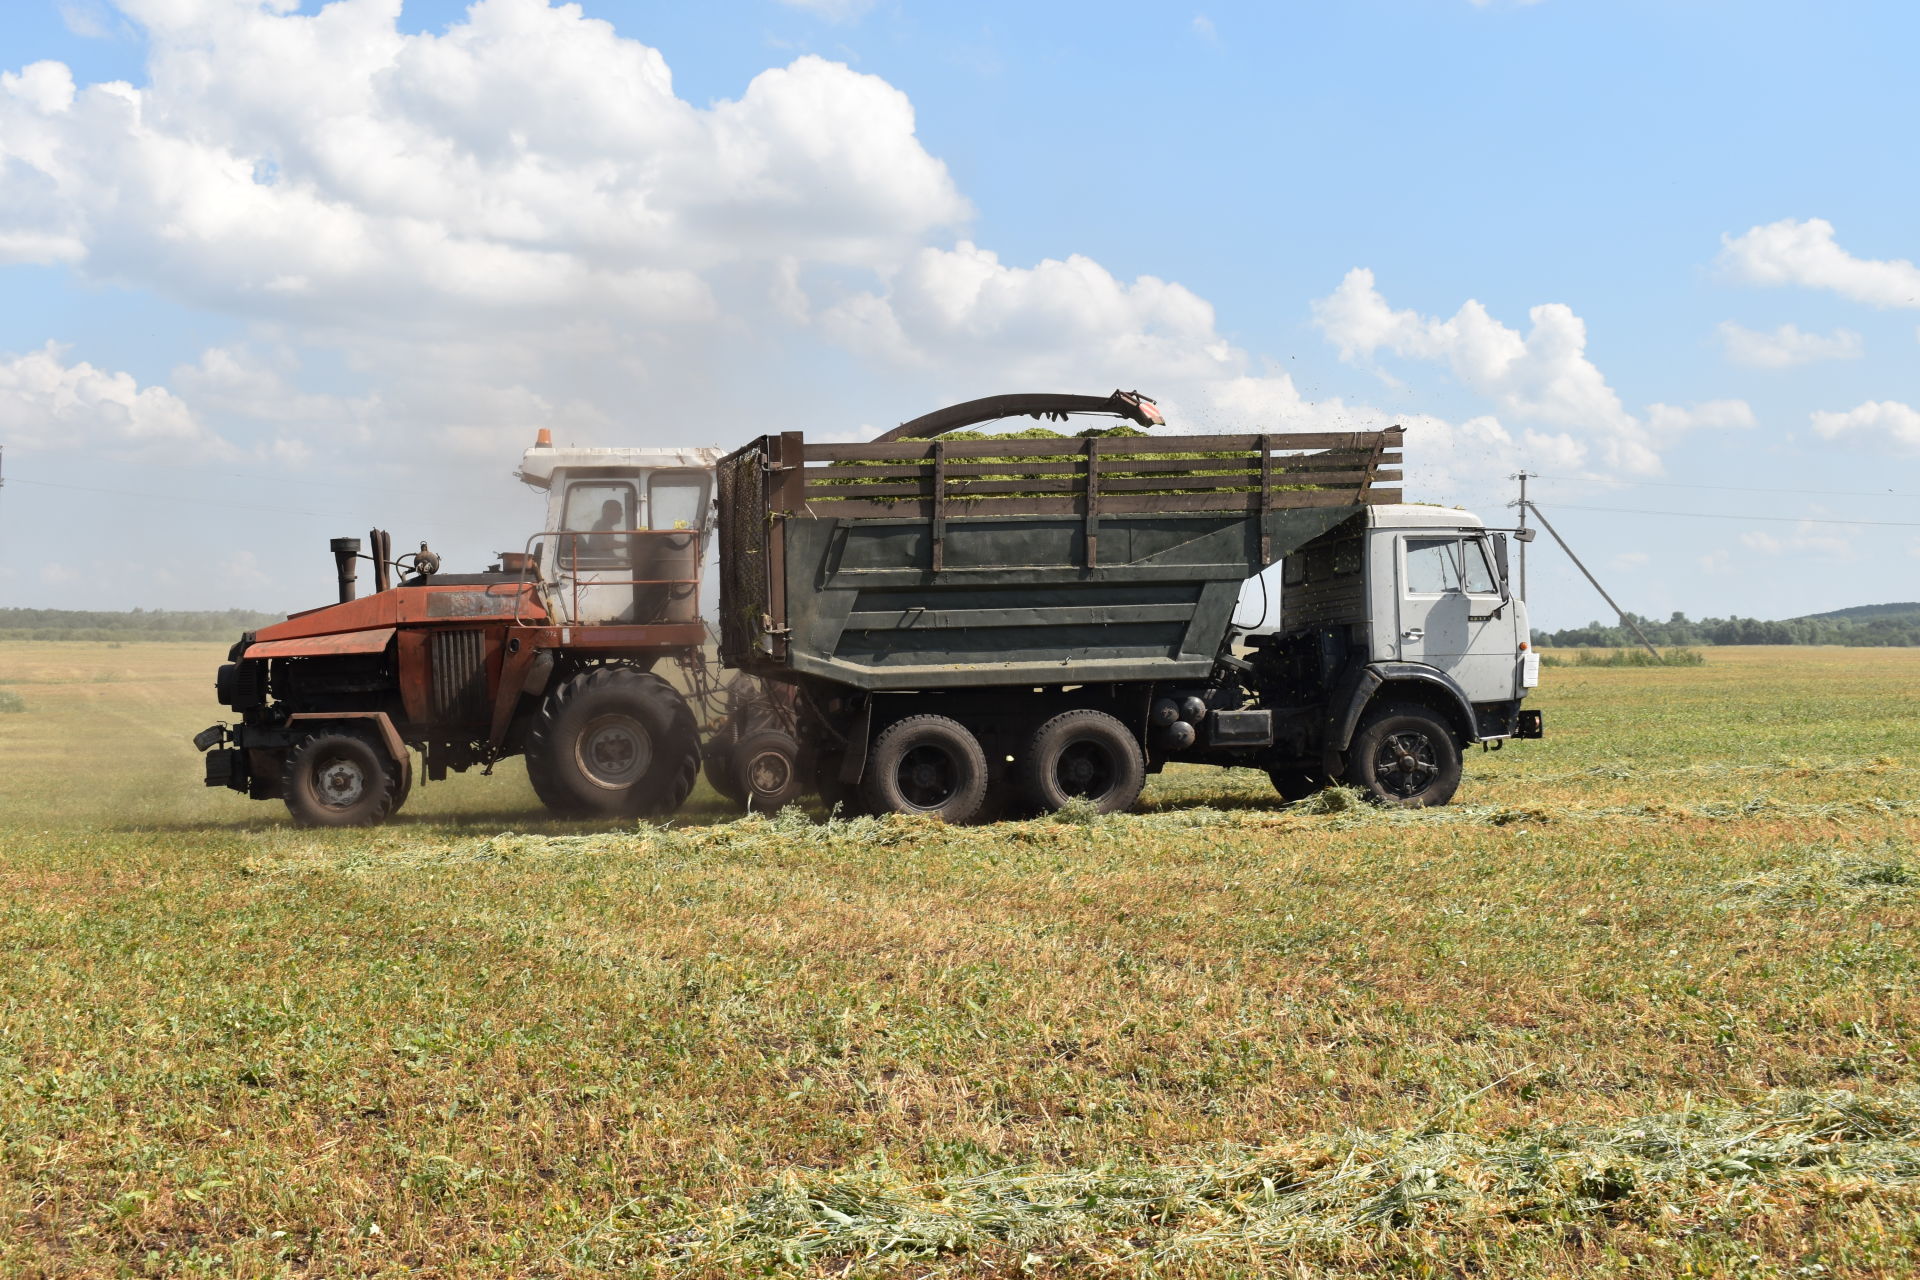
[513,430,724,626]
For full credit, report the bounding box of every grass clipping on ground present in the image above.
[642,1090,1920,1270]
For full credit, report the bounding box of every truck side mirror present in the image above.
[1492,533,1510,590]
[1514,527,1537,543]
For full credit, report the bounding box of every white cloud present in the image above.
[821,241,1235,385]
[1718,321,1863,368]
[1739,525,1853,559]
[1610,551,1649,570]
[1698,549,1731,574]
[1312,268,1747,474]
[1720,218,1920,309]
[0,341,215,454]
[1809,400,1920,453]
[1192,14,1218,41]
[0,1,967,317]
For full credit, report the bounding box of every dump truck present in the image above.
[716,391,1542,820]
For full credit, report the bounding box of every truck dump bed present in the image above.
[718,427,1405,690]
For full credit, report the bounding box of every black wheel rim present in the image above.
[1375,729,1438,798]
[1053,737,1119,801]
[896,743,960,809]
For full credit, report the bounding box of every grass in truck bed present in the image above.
[0,642,1917,1276]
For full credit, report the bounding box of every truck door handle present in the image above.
[1402,627,1424,641]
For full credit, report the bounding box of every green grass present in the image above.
[1539,646,1706,667]
[1,643,1918,1276]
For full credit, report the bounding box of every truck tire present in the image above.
[1267,769,1325,804]
[1346,702,1462,808]
[731,729,805,812]
[281,728,400,827]
[1023,709,1146,815]
[861,715,988,823]
[525,668,700,819]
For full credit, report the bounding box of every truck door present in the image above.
[1395,533,1512,702]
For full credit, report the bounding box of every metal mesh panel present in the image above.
[716,442,769,669]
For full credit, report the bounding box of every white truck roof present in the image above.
[516,444,726,490]
[1366,503,1485,530]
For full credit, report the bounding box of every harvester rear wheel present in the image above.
[525,668,700,819]
[282,728,400,828]
[1021,710,1146,815]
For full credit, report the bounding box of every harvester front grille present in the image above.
[432,629,489,723]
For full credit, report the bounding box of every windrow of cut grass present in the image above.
[0,642,1916,1276]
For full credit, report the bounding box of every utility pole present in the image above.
[1510,471,1533,602]
[1522,499,1664,662]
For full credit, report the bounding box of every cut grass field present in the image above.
[1,641,1917,1277]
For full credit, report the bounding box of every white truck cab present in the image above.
[515,436,724,625]
[1363,505,1534,707]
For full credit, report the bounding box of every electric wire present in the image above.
[1535,501,1920,529]
[1528,473,1920,500]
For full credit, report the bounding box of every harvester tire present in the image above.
[1346,702,1462,808]
[730,729,805,813]
[861,715,988,823]
[1021,709,1146,815]
[282,728,400,828]
[525,668,700,819]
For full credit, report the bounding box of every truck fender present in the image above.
[1321,663,1478,776]
[285,710,413,798]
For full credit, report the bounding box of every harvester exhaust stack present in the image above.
[330,537,361,603]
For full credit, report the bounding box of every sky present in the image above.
[1,0,1917,628]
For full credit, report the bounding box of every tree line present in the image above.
[1533,609,1920,648]
[0,608,284,643]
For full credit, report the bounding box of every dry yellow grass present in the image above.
[1,641,1917,1276]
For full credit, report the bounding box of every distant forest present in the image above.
[0,608,283,643]
[1535,604,1920,649]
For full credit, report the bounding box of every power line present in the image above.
[1531,472,1920,500]
[1544,501,1920,529]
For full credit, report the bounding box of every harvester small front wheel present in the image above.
[282,729,399,828]
[730,730,805,813]
[525,668,700,819]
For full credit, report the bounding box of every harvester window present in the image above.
[649,475,706,531]
[562,482,636,561]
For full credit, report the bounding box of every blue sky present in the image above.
[1,0,1916,625]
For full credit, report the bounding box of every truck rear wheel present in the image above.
[861,715,988,823]
[525,668,700,819]
[282,728,400,828]
[1346,702,1462,808]
[1023,710,1146,815]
